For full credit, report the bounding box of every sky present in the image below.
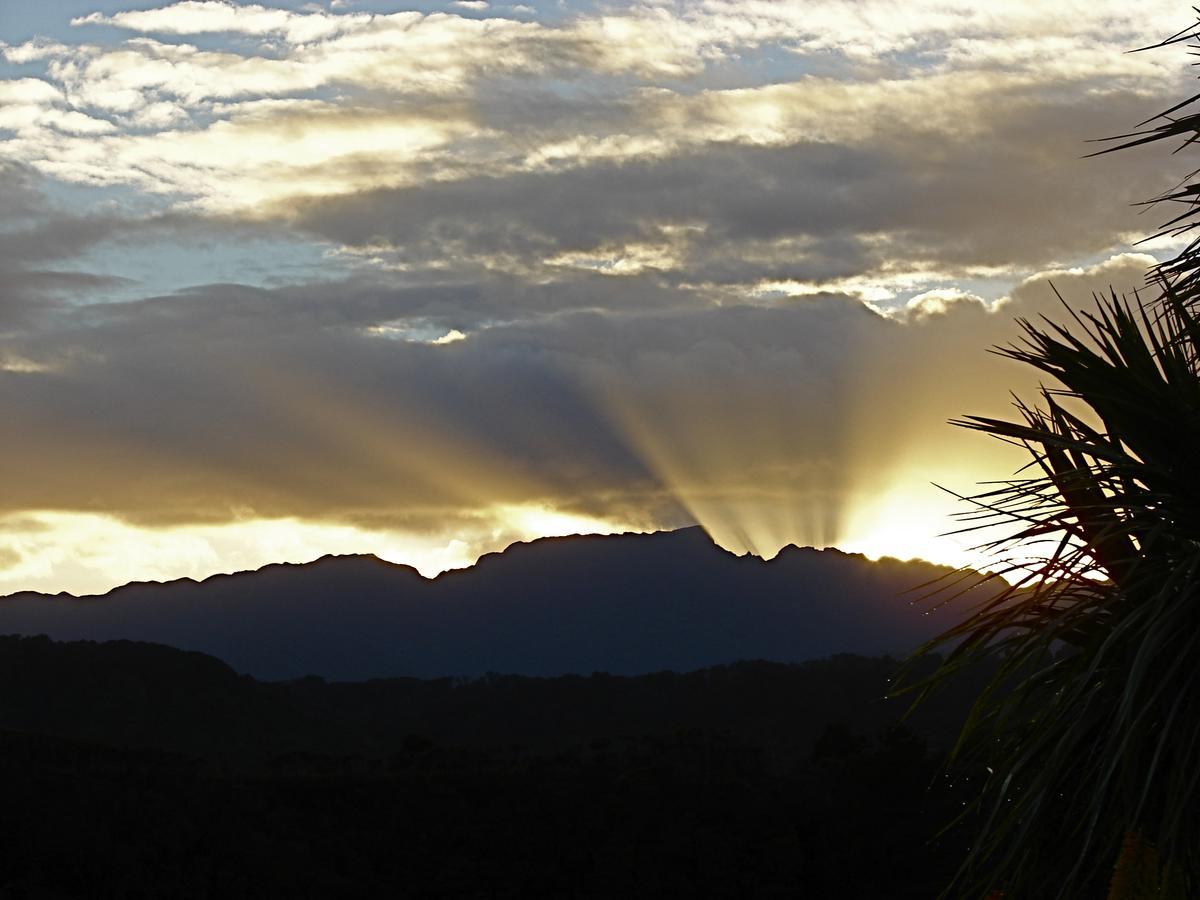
[0,0,1192,595]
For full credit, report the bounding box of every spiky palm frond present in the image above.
[1089,17,1200,305]
[896,18,1200,895]
[901,286,1200,899]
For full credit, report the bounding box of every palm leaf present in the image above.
[896,287,1200,898]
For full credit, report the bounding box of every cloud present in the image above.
[0,166,120,325]
[0,1,1191,593]
[0,76,115,135]
[0,249,1153,544]
[73,2,371,43]
[0,164,296,328]
[287,87,1173,300]
[0,245,1162,597]
[1,1,1180,307]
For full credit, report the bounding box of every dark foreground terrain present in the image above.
[0,636,986,899]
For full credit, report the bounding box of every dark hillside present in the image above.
[0,635,984,898]
[0,635,982,761]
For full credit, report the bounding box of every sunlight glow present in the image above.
[840,485,986,570]
[0,503,640,598]
[489,504,637,542]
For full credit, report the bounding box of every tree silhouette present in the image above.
[901,18,1200,900]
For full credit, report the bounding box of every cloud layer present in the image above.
[0,1,1189,593]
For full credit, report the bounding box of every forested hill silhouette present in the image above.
[0,634,982,760]
[0,635,985,897]
[0,527,972,680]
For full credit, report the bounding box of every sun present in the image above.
[491,504,638,542]
[838,482,1003,571]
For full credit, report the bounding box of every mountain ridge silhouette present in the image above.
[7,527,914,600]
[0,526,976,680]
